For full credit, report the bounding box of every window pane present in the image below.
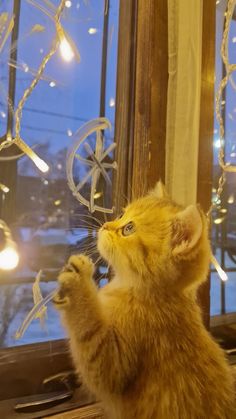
[211,1,236,317]
[0,0,119,348]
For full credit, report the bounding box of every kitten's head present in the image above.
[97,182,210,291]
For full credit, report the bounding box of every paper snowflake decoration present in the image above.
[66,118,117,213]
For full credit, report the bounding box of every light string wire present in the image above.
[0,12,14,54]
[0,0,66,172]
[209,0,236,281]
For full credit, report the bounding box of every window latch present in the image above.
[14,370,80,413]
[43,369,79,392]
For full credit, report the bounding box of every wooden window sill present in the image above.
[45,402,104,419]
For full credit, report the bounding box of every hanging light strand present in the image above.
[12,0,67,173]
[0,0,80,171]
[214,0,236,184]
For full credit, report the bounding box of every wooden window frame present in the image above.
[125,0,215,331]
[0,0,216,416]
[197,0,215,328]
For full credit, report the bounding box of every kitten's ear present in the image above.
[171,205,202,257]
[150,180,168,199]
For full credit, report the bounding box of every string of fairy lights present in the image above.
[0,0,80,172]
[210,0,236,282]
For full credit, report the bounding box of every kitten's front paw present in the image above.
[53,254,94,309]
[66,254,95,278]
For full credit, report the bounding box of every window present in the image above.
[1,0,120,349]
[211,0,236,322]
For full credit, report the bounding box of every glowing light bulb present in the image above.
[94,192,102,199]
[211,254,228,282]
[56,22,80,63]
[0,184,9,193]
[33,155,49,173]
[228,194,234,204]
[0,246,19,270]
[65,0,72,7]
[6,136,49,174]
[88,28,97,35]
[49,81,56,87]
[23,64,29,73]
[233,37,236,43]
[214,139,222,149]
[214,217,225,225]
[67,129,73,137]
[109,97,115,107]
[60,38,74,62]
[0,111,6,118]
[216,265,228,281]
[2,186,9,193]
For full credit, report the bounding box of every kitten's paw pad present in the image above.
[67,254,94,278]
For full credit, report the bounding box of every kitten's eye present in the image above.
[122,221,135,236]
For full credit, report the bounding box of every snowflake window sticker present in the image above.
[66,118,117,213]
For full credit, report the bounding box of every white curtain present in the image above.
[166,0,203,206]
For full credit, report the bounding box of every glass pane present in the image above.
[211,1,236,317]
[0,0,120,348]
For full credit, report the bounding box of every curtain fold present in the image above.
[166,0,203,206]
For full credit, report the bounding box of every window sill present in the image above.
[45,402,104,419]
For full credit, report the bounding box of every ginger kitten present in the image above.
[54,182,235,419]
